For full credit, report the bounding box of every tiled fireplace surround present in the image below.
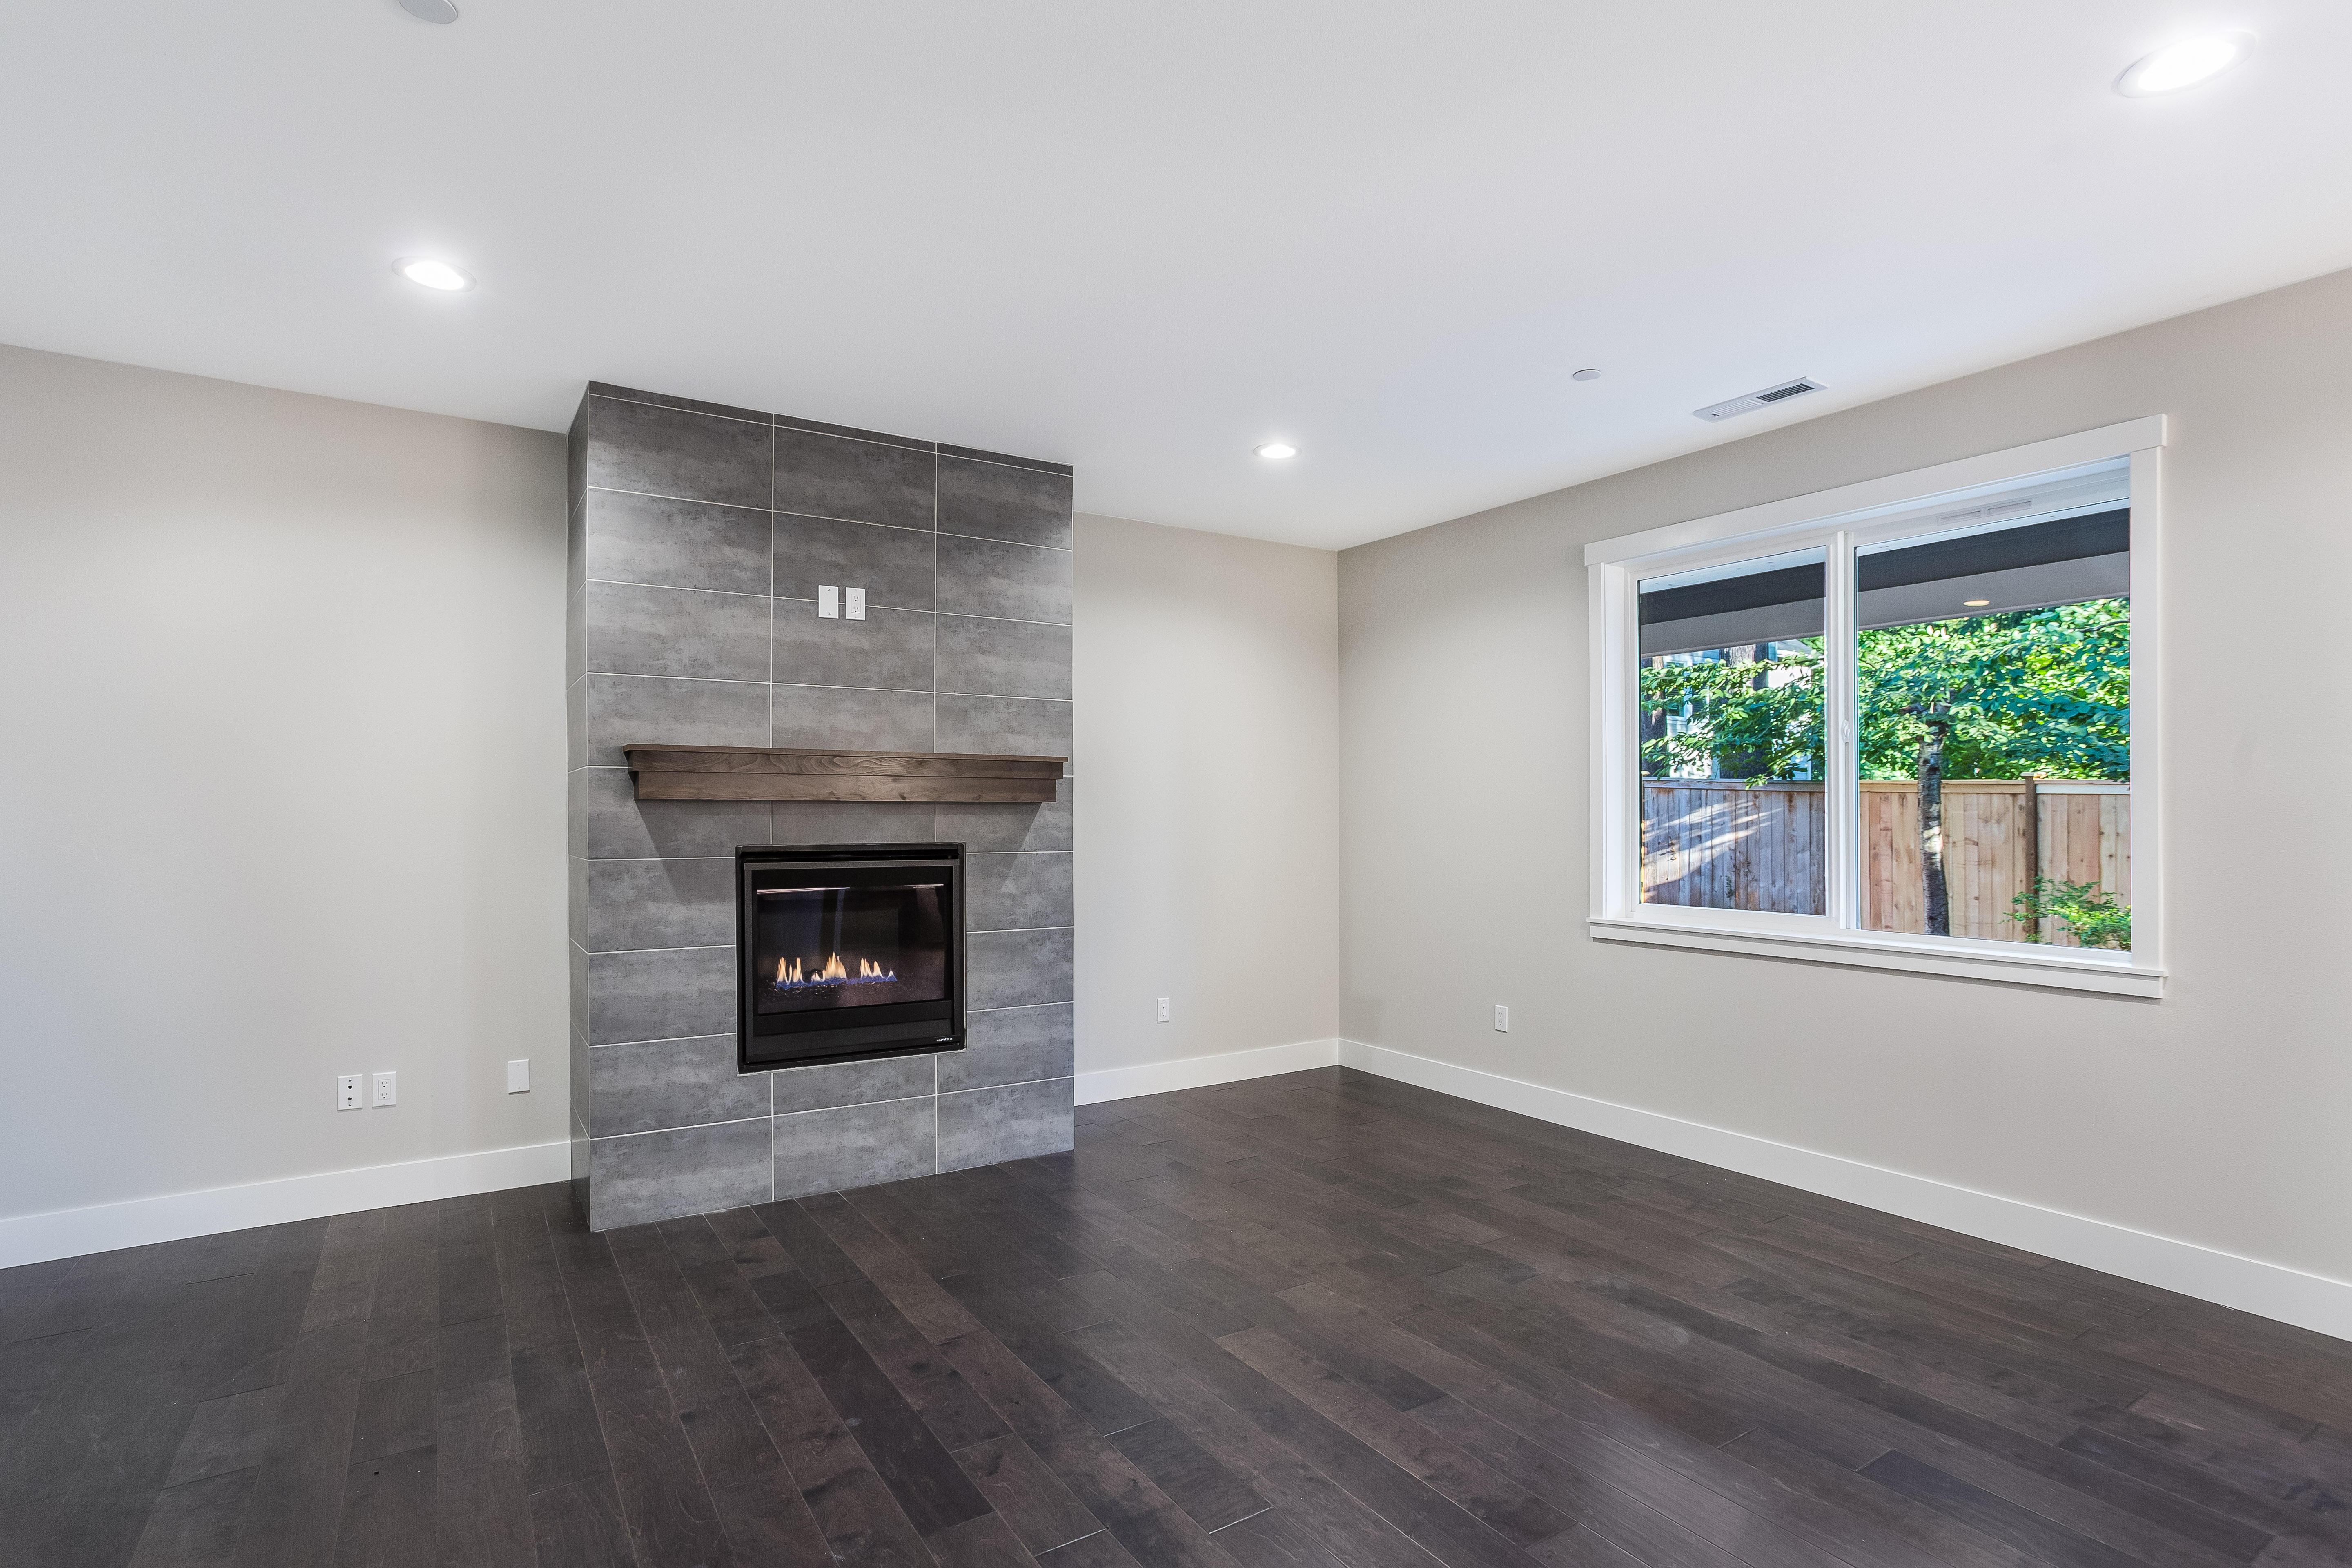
[566,384,1076,1231]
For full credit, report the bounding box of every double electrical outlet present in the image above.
[339,1059,528,1111]
[817,585,866,620]
[338,1072,396,1111]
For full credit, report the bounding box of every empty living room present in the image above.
[5,4,2352,1565]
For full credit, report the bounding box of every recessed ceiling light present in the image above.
[1572,368,1603,382]
[398,0,460,22]
[1962,599,1991,608]
[1255,442,1298,460]
[2115,32,2254,97]
[394,257,474,292]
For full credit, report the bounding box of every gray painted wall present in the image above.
[567,385,1075,1229]
[1073,514,1339,1081]
[0,344,568,1222]
[1338,265,2352,1287]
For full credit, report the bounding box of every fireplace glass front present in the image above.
[738,844,965,1070]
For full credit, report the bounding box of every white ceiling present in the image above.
[3,2,2347,548]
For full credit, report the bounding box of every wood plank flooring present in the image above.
[4,1065,2350,1567]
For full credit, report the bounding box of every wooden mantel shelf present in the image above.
[622,744,1066,804]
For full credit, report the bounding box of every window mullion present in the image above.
[1824,530,1859,929]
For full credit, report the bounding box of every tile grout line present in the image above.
[768,418,779,761]
[586,577,1067,630]
[932,454,940,757]
[583,673,1073,699]
[587,482,1072,551]
[768,417,779,1207]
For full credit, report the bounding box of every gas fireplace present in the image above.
[736,844,965,1071]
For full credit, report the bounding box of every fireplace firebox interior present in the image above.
[739,844,964,1071]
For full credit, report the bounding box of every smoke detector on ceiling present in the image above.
[1693,378,1825,422]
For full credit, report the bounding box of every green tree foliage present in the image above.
[1641,646,1824,782]
[1639,598,2129,783]
[1858,599,2129,781]
[2009,876,2132,950]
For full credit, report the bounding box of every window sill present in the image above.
[1587,916,2164,997]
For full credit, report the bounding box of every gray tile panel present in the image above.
[573,767,771,861]
[586,394,771,510]
[587,382,773,425]
[585,490,773,596]
[936,442,1071,477]
[770,684,934,752]
[590,1118,773,1229]
[937,456,1074,549]
[942,1004,1073,1093]
[570,1040,591,1146]
[935,534,1071,625]
[586,580,771,683]
[774,514,935,610]
[566,581,585,684]
[567,675,588,768]
[966,929,1074,1011]
[935,695,1071,760]
[588,945,737,1046]
[935,780,1071,853]
[588,1036,768,1137]
[775,413,933,451]
[774,1097,938,1198]
[567,492,586,593]
[767,800,938,846]
[772,426,937,530]
[567,402,588,508]
[568,944,590,1038]
[966,852,1073,933]
[581,673,769,766]
[938,1079,1075,1171]
[568,857,588,952]
[935,615,1071,701]
[771,599,933,694]
[588,858,735,953]
[769,1054,937,1116]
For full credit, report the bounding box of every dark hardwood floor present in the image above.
[4,1066,2350,1568]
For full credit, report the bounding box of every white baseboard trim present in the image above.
[0,1140,573,1271]
[1336,1040,2352,1345]
[1075,1039,1340,1105]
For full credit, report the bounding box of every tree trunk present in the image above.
[1917,714,1950,937]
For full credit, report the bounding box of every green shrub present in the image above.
[2009,877,2130,950]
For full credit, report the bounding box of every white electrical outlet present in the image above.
[338,1074,363,1111]
[845,586,866,620]
[1494,1004,1510,1032]
[372,1071,397,1107]
[1156,996,1171,1023]
[507,1058,530,1094]
[818,585,840,618]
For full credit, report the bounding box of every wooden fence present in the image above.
[1643,778,2129,944]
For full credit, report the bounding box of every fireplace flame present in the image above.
[771,953,898,990]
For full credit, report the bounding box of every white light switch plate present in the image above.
[372,1071,397,1107]
[818,585,840,618]
[845,586,866,620]
[338,1074,363,1111]
[507,1058,530,1094]
[1494,1004,1509,1032]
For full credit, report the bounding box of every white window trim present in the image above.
[1586,416,2165,998]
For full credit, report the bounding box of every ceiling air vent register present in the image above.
[1693,378,1826,423]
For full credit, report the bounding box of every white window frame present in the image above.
[1586,416,2164,997]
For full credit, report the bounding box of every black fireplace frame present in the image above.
[735,843,967,1073]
